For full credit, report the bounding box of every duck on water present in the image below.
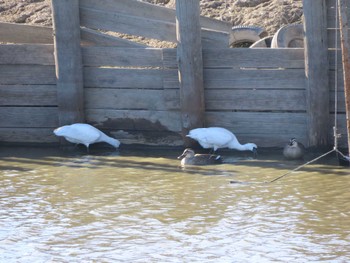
[177,148,223,166]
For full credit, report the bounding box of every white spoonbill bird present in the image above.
[54,123,120,151]
[186,127,257,155]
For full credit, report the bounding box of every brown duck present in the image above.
[177,148,223,166]
[283,138,305,160]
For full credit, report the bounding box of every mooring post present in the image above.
[176,0,205,146]
[338,0,350,153]
[51,0,85,129]
[302,0,330,147]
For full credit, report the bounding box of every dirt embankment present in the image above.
[0,0,303,44]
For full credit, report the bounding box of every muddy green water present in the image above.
[0,146,349,262]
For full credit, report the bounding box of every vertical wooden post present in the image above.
[338,0,350,153]
[51,0,84,128]
[176,0,205,146]
[303,0,330,147]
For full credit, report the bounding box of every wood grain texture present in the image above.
[0,44,54,65]
[52,0,85,125]
[0,128,57,143]
[0,22,53,44]
[176,0,205,144]
[0,85,57,106]
[0,107,58,127]
[82,47,163,67]
[0,65,56,85]
[83,68,164,89]
[80,0,231,32]
[303,0,330,146]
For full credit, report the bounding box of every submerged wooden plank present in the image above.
[83,68,163,88]
[0,128,57,143]
[0,65,56,85]
[0,44,54,65]
[0,22,53,44]
[0,85,57,106]
[82,47,163,67]
[0,107,58,127]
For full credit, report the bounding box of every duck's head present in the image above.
[177,148,195,159]
[289,138,297,147]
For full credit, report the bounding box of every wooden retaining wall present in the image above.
[0,0,348,148]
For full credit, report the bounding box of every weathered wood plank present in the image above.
[0,22,147,47]
[329,69,344,90]
[205,90,307,111]
[80,0,231,33]
[328,50,343,70]
[80,7,229,48]
[330,91,346,112]
[0,85,57,106]
[303,0,330,146]
[163,68,307,90]
[85,88,179,110]
[0,128,57,143]
[52,0,84,125]
[82,47,163,67]
[176,0,205,145]
[0,44,54,65]
[83,68,163,89]
[0,107,58,127]
[81,27,147,47]
[86,109,182,132]
[163,48,305,69]
[0,65,56,85]
[204,69,306,90]
[338,0,350,152]
[0,22,53,44]
[80,7,176,42]
[206,112,307,147]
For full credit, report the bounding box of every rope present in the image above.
[334,0,340,150]
[230,149,336,185]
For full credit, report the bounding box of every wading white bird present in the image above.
[186,127,257,156]
[53,123,120,151]
[177,148,223,166]
[283,138,305,160]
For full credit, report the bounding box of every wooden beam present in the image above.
[338,0,350,153]
[80,0,231,33]
[0,22,53,44]
[303,0,330,147]
[176,0,205,146]
[51,0,85,126]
